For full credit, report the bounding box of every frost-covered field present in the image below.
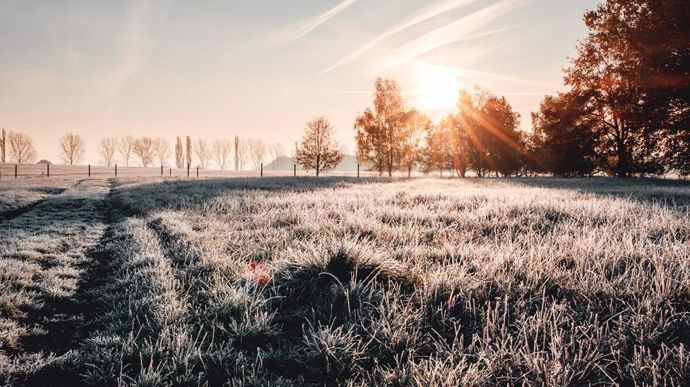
[1,176,690,386]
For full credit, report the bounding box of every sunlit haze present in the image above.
[1,0,601,163]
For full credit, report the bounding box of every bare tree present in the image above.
[133,137,156,167]
[175,137,184,168]
[8,131,38,164]
[269,142,286,162]
[186,136,192,168]
[212,138,232,170]
[154,138,171,166]
[194,139,212,169]
[247,138,267,170]
[296,116,344,176]
[234,135,240,170]
[119,136,135,166]
[1,128,6,163]
[98,137,118,166]
[235,136,249,170]
[59,133,86,165]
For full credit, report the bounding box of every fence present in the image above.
[0,163,379,180]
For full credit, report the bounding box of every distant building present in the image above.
[264,156,298,171]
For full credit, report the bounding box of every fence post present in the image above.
[187,163,190,177]
[115,164,118,177]
[357,164,360,178]
[260,163,263,178]
[47,163,50,178]
[196,167,199,177]
[160,165,163,177]
[169,168,171,176]
[88,164,91,177]
[15,164,17,179]
[293,164,296,177]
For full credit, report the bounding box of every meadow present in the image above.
[1,174,690,386]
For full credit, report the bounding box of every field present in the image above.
[1,174,690,386]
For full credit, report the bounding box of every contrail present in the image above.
[380,0,528,71]
[278,0,359,44]
[319,0,479,75]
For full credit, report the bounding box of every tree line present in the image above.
[354,0,689,177]
[354,79,527,177]
[0,130,288,171]
[0,122,347,177]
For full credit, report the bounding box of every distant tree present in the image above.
[154,138,171,166]
[296,116,344,176]
[0,128,6,163]
[212,138,232,170]
[234,135,240,170]
[421,119,454,176]
[185,136,192,168]
[98,137,118,166]
[355,78,406,176]
[133,137,156,167]
[59,133,86,165]
[8,131,37,164]
[269,142,286,161]
[194,139,212,169]
[400,110,430,177]
[453,89,525,177]
[236,137,249,170]
[455,90,488,176]
[482,95,523,177]
[118,136,135,167]
[531,93,596,176]
[247,138,267,170]
[175,137,184,168]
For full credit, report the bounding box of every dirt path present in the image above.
[0,178,115,386]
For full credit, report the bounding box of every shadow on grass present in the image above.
[505,176,690,210]
[110,176,392,217]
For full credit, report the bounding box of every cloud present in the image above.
[274,0,359,45]
[320,0,480,75]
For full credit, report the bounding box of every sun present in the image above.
[417,65,460,112]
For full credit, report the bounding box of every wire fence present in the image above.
[0,163,382,180]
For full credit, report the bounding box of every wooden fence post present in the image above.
[293,164,296,177]
[357,164,360,178]
[260,163,263,178]
[196,167,199,177]
[115,164,118,177]
[47,163,50,178]
[88,164,91,177]
[187,163,190,177]
[161,165,163,177]
[15,164,17,179]
[169,168,171,176]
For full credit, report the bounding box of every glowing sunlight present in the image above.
[417,65,460,112]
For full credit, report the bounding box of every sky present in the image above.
[0,0,602,164]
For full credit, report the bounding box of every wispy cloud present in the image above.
[97,0,167,98]
[320,0,479,75]
[377,0,528,71]
[274,0,359,45]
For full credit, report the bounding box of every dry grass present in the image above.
[1,176,689,385]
